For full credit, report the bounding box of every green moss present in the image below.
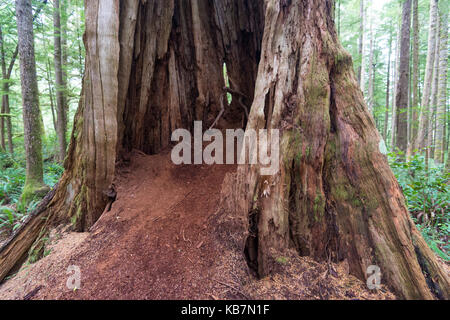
[362,195,379,211]
[20,180,50,210]
[313,192,325,221]
[351,197,363,208]
[305,146,312,161]
[70,184,87,229]
[275,256,290,265]
[332,184,350,201]
[28,229,49,264]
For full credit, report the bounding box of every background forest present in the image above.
[0,0,448,262]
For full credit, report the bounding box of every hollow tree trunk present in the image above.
[1,0,448,301]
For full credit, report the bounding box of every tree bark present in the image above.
[395,0,412,154]
[61,0,69,127]
[359,0,366,92]
[415,0,439,151]
[428,15,440,159]
[46,57,57,133]
[391,19,401,149]
[357,0,364,86]
[383,31,392,140]
[0,0,48,156]
[367,18,375,114]
[0,26,13,154]
[53,0,68,162]
[434,9,448,163]
[411,0,420,145]
[15,0,49,204]
[1,0,448,301]
[0,26,6,152]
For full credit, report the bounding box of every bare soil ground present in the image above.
[0,149,395,300]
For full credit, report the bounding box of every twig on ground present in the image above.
[214,279,250,300]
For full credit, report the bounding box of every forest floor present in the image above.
[0,149,395,300]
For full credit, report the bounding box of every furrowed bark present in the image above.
[16,0,48,203]
[226,0,449,300]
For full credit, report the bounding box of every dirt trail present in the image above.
[0,149,395,300]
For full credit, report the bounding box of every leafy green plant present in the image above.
[0,150,64,236]
[388,152,449,261]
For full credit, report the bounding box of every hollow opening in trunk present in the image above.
[117,0,265,158]
[114,0,266,278]
[245,208,260,277]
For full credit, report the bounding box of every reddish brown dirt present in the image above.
[50,149,235,299]
[0,149,396,300]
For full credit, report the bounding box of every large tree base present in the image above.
[1,0,449,301]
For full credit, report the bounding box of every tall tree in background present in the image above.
[391,18,401,148]
[395,0,412,154]
[416,0,439,151]
[411,0,420,144]
[0,0,47,155]
[359,0,367,92]
[61,0,69,128]
[434,7,448,163]
[428,15,440,159]
[384,29,393,140]
[0,26,11,153]
[357,0,365,86]
[53,0,67,162]
[367,17,375,113]
[0,26,14,155]
[15,0,48,203]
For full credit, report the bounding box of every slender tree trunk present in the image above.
[61,0,69,125]
[416,0,439,151]
[53,0,68,162]
[0,1,48,155]
[46,58,57,133]
[384,31,392,140]
[359,0,366,92]
[411,0,420,145]
[0,26,7,152]
[428,16,440,159]
[15,0,49,204]
[1,0,448,301]
[367,18,375,114]
[357,0,364,86]
[337,0,341,37]
[434,9,448,163]
[391,19,401,149]
[395,0,412,154]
